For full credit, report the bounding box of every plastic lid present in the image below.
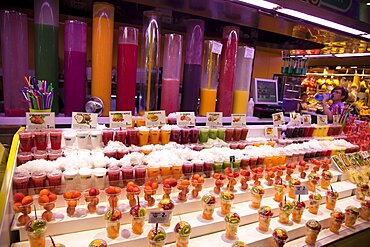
[93,168,107,176]
[63,169,78,177]
[79,168,93,176]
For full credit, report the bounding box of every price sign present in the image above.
[148,211,171,224]
[206,112,223,127]
[302,114,312,126]
[231,114,247,127]
[26,112,55,130]
[72,112,98,129]
[211,41,223,55]
[317,115,328,125]
[265,126,275,138]
[145,111,166,127]
[229,156,235,163]
[333,115,339,124]
[176,112,195,127]
[109,111,132,128]
[290,112,301,125]
[272,112,284,126]
[294,185,308,195]
[244,47,255,59]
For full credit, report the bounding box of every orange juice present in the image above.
[199,88,217,116]
[92,3,114,116]
[136,118,146,127]
[138,130,149,146]
[232,90,249,114]
[160,166,172,179]
[272,155,280,166]
[160,129,171,144]
[172,165,182,179]
[149,129,160,144]
[147,167,160,182]
[264,156,273,167]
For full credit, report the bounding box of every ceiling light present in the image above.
[367,3,370,6]
[335,53,370,57]
[234,0,280,10]
[276,8,366,36]
[361,34,370,40]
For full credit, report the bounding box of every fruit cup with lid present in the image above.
[326,189,339,210]
[201,194,216,220]
[272,227,288,247]
[356,182,369,201]
[104,186,122,209]
[220,190,235,215]
[144,181,159,207]
[278,200,293,224]
[321,170,332,190]
[344,206,359,227]
[158,198,175,226]
[359,200,370,220]
[104,208,122,239]
[148,226,167,247]
[308,192,322,214]
[305,219,321,245]
[292,200,305,223]
[273,183,286,203]
[130,198,147,235]
[258,206,273,232]
[190,174,205,198]
[13,192,33,226]
[174,221,192,247]
[307,172,320,192]
[231,241,247,247]
[224,212,241,240]
[26,219,47,247]
[329,210,345,233]
[38,189,58,222]
[250,185,265,209]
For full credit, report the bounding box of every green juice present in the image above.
[35,24,59,112]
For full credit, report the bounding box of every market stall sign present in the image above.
[109,111,132,128]
[72,112,98,129]
[294,185,308,195]
[206,112,223,127]
[176,112,195,127]
[26,112,55,130]
[272,112,284,126]
[302,114,312,125]
[148,211,171,224]
[290,112,301,125]
[231,114,246,127]
[145,111,166,127]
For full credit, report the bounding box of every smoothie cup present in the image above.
[172,164,183,180]
[26,219,47,247]
[182,162,193,178]
[160,125,171,144]
[149,128,160,145]
[240,127,249,140]
[48,151,62,161]
[233,128,242,141]
[63,169,79,191]
[34,131,48,151]
[199,127,209,143]
[134,165,147,186]
[114,129,127,143]
[160,165,172,180]
[170,126,181,143]
[76,130,89,149]
[213,161,223,174]
[47,170,62,190]
[329,210,345,233]
[108,166,121,186]
[90,130,102,149]
[34,151,47,160]
[138,127,150,146]
[203,162,213,178]
[305,220,321,245]
[344,206,359,227]
[102,129,114,146]
[79,168,93,191]
[179,128,190,144]
[208,128,218,139]
[63,130,76,148]
[49,129,62,150]
[19,131,33,153]
[359,200,370,220]
[225,127,234,142]
[122,165,134,185]
[216,127,225,141]
[326,190,338,210]
[126,128,139,146]
[272,227,288,247]
[17,153,33,165]
[31,171,47,189]
[190,127,200,143]
[93,168,107,190]
[193,161,204,174]
[147,165,160,182]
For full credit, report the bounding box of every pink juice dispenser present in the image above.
[0,10,28,116]
[117,26,139,113]
[216,26,239,116]
[64,20,87,116]
[161,34,183,115]
[232,46,254,114]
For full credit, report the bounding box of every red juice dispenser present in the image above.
[116,26,139,113]
[216,26,239,116]
[181,19,204,113]
[161,34,183,115]
[232,46,254,114]
[0,10,28,116]
[64,20,87,116]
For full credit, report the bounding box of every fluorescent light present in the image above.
[234,0,280,10]
[276,8,366,35]
[361,34,370,40]
[367,3,370,6]
[335,53,370,57]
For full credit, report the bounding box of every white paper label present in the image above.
[294,185,308,195]
[211,41,223,55]
[302,114,312,126]
[148,211,171,224]
[265,126,275,138]
[290,112,301,125]
[26,112,55,130]
[109,111,133,128]
[272,112,284,126]
[244,47,255,59]
[206,112,223,127]
[231,114,247,127]
[72,112,98,129]
[333,115,339,124]
[317,115,328,125]
[176,112,195,127]
[145,111,166,127]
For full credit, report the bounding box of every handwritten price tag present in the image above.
[148,211,171,224]
[294,185,308,195]
[109,111,132,128]
[26,112,55,130]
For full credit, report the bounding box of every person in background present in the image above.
[322,86,348,122]
[298,93,309,113]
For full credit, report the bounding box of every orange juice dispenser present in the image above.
[91,2,114,116]
[232,46,255,114]
[199,40,221,116]
[138,11,161,115]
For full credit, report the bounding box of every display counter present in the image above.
[0,124,368,247]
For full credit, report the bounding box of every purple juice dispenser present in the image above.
[0,10,28,116]
[64,20,87,116]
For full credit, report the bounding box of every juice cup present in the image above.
[102,129,114,146]
[34,151,47,160]
[47,170,62,194]
[240,127,249,140]
[26,219,47,247]
[217,127,225,141]
[108,166,121,187]
[149,128,160,145]
[182,162,193,178]
[147,166,160,182]
[180,128,191,144]
[160,165,172,180]
[326,190,338,210]
[34,131,47,151]
[344,206,359,227]
[90,130,102,149]
[122,165,134,185]
[170,127,181,143]
[116,148,129,159]
[160,127,171,145]
[79,168,93,191]
[63,130,76,148]
[115,129,127,144]
[359,200,370,220]
[49,129,62,150]
[93,168,107,190]
[63,169,78,191]
[225,127,234,142]
[13,171,30,193]
[208,128,218,139]
[305,220,321,246]
[31,171,47,189]
[48,151,62,161]
[193,161,204,174]
[138,128,150,146]
[233,128,242,141]
[172,164,183,180]
[17,153,33,165]
[126,128,139,146]
[19,131,33,153]
[76,130,89,149]
[203,162,213,178]
[199,127,209,143]
[190,128,200,143]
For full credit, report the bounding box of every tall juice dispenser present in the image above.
[216,26,239,116]
[161,34,183,115]
[34,0,59,112]
[181,19,204,113]
[138,11,161,115]
[64,20,87,116]
[91,2,114,116]
[199,40,221,116]
[0,10,28,116]
[232,46,255,114]
[116,26,139,113]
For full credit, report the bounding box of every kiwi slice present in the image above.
[203,196,211,204]
[179,225,191,235]
[229,218,239,224]
[138,208,146,217]
[153,233,166,242]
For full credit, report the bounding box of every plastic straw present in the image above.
[207,42,213,89]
